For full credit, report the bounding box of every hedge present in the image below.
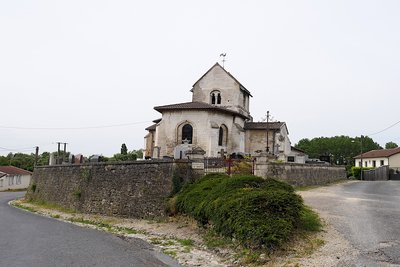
[175,173,304,249]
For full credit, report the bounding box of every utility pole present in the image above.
[57,142,61,164]
[63,142,67,163]
[266,111,270,153]
[34,146,39,167]
[360,135,363,181]
[56,142,67,164]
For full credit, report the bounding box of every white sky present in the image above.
[1,0,399,156]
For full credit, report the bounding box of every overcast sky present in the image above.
[1,0,399,157]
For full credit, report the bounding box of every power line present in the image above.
[0,143,53,153]
[0,146,36,151]
[367,120,400,136]
[0,121,151,130]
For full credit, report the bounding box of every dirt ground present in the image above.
[11,196,354,267]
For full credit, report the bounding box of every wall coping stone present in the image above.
[35,159,188,169]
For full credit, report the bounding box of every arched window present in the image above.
[218,125,228,146]
[210,90,221,105]
[182,124,193,144]
[218,127,224,146]
[211,93,216,104]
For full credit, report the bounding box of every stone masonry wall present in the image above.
[255,162,346,186]
[27,160,192,218]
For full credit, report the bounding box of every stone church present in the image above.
[144,63,303,162]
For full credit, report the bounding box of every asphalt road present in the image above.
[0,192,180,267]
[302,181,400,266]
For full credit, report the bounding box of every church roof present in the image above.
[244,122,288,134]
[145,124,157,131]
[191,63,252,97]
[154,101,250,119]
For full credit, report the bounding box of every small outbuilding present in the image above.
[354,147,400,170]
[0,166,32,191]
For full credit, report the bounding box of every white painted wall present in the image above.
[0,174,31,191]
[154,110,246,158]
[355,157,388,168]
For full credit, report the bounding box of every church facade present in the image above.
[144,63,300,162]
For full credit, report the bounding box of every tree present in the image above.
[8,153,36,171]
[295,135,381,166]
[385,142,398,149]
[121,143,128,155]
[131,149,143,159]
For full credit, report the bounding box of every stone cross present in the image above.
[217,148,227,159]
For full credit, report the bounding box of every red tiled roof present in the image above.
[154,101,250,119]
[354,147,400,159]
[291,146,305,153]
[0,166,32,176]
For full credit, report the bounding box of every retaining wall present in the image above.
[255,162,346,186]
[27,160,192,218]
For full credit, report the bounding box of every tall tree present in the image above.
[385,141,398,149]
[295,135,381,166]
[121,143,128,155]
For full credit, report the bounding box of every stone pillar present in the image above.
[185,147,206,180]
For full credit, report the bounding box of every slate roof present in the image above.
[354,147,400,159]
[0,166,32,176]
[145,124,157,131]
[244,122,288,134]
[191,62,252,97]
[154,101,250,119]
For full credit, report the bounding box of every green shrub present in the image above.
[297,206,322,232]
[351,166,375,179]
[175,173,304,249]
[231,160,253,174]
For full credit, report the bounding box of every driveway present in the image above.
[301,181,400,266]
[0,191,180,267]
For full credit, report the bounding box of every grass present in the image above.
[26,199,76,214]
[177,238,194,247]
[115,227,141,235]
[13,202,37,213]
[161,249,177,258]
[203,229,233,249]
[295,179,350,191]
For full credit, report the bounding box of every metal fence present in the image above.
[389,168,400,180]
[204,157,226,174]
[204,157,256,175]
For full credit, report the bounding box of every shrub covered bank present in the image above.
[174,173,319,250]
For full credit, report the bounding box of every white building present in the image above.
[354,147,400,169]
[0,166,32,191]
[144,63,297,161]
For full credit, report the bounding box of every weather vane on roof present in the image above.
[220,53,226,68]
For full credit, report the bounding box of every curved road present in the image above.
[0,192,180,267]
[302,181,400,266]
